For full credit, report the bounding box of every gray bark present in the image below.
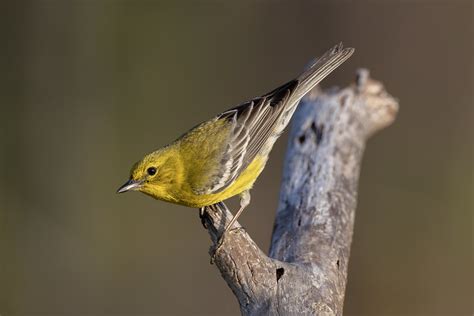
[200,69,398,316]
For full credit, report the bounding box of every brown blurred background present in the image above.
[1,1,472,315]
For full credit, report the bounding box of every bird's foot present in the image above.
[199,207,207,229]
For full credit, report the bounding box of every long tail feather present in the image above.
[292,43,354,102]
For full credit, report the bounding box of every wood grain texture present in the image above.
[200,69,398,315]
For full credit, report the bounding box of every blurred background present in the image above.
[1,1,472,315]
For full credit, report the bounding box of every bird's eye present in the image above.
[147,167,157,176]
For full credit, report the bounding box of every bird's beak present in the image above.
[116,179,143,193]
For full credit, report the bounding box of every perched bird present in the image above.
[117,43,354,240]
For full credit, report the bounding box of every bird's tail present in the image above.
[291,43,354,102]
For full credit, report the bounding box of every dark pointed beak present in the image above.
[116,179,143,193]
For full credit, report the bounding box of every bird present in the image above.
[117,43,354,245]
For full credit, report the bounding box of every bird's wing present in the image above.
[191,43,354,195]
[187,81,297,195]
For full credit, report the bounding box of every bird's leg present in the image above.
[223,190,251,235]
[212,191,251,262]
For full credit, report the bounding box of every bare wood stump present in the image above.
[200,69,398,316]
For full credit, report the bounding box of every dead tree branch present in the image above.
[200,69,398,315]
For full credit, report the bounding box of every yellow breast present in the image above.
[173,155,267,208]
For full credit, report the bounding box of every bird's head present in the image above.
[117,148,179,201]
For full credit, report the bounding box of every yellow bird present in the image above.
[117,43,354,237]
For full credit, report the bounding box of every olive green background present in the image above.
[1,1,472,315]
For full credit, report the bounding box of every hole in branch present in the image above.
[298,133,306,144]
[336,260,340,268]
[276,267,285,281]
[311,123,325,145]
[310,121,317,134]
